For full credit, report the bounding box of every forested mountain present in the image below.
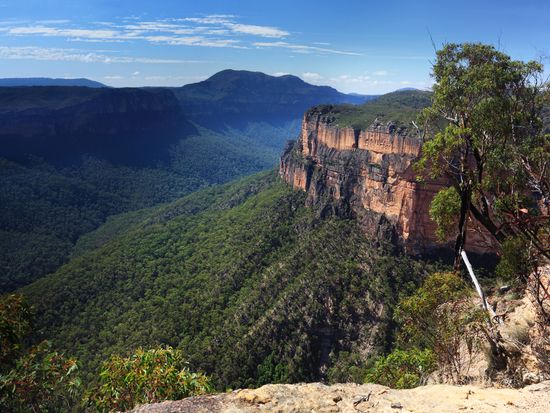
[173,69,374,129]
[21,170,439,388]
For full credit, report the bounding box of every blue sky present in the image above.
[0,0,548,93]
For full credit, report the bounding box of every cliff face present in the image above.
[280,106,496,255]
[0,87,195,165]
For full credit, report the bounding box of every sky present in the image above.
[0,0,548,94]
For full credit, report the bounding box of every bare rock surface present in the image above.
[129,381,550,413]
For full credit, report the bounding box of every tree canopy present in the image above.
[417,43,549,266]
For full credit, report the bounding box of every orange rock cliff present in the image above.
[280,106,497,255]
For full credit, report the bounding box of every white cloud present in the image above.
[253,41,360,56]
[226,23,288,38]
[301,72,323,82]
[182,15,235,25]
[7,25,120,40]
[143,35,243,48]
[372,70,388,76]
[104,75,123,79]
[272,72,290,77]
[0,16,358,56]
[0,46,199,64]
[400,80,412,85]
[132,71,140,76]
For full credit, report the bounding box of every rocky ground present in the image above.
[129,380,550,413]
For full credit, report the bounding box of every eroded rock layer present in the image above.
[280,107,496,254]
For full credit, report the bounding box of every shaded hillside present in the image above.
[0,71,383,291]
[0,77,106,87]
[22,171,437,388]
[0,126,277,292]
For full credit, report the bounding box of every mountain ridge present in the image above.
[0,77,106,88]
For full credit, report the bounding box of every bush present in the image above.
[495,237,531,284]
[429,187,461,242]
[0,294,81,412]
[0,341,81,413]
[394,272,485,383]
[365,348,436,389]
[88,347,211,412]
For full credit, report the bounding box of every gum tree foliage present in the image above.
[0,294,81,413]
[392,272,485,384]
[417,43,549,268]
[88,347,211,412]
[365,348,436,389]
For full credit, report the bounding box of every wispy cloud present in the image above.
[225,23,288,38]
[5,25,120,40]
[0,15,359,58]
[254,41,360,56]
[0,46,199,64]
[372,70,388,76]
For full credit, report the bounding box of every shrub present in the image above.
[394,272,485,383]
[0,294,81,412]
[365,348,436,389]
[89,346,211,412]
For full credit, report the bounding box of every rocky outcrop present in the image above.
[129,381,550,413]
[280,107,497,255]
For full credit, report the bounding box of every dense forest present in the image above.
[21,170,440,389]
[0,128,277,291]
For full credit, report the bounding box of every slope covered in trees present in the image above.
[21,171,438,389]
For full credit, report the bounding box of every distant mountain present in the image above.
[0,77,106,88]
[0,86,194,165]
[393,87,421,92]
[315,89,432,129]
[172,69,377,129]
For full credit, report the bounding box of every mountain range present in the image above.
[0,77,106,88]
[0,70,376,291]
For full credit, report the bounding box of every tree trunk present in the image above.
[454,187,471,270]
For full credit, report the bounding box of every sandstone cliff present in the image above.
[280,105,497,255]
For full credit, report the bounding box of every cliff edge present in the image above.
[129,380,550,413]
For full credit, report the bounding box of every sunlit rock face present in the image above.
[280,107,497,255]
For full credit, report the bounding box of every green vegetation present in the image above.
[428,187,461,242]
[88,347,211,412]
[366,272,484,387]
[0,294,211,412]
[0,295,82,413]
[0,126,278,292]
[21,170,436,390]
[319,90,432,130]
[365,348,436,389]
[417,43,549,268]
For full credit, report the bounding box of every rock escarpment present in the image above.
[280,106,496,255]
[0,86,195,165]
